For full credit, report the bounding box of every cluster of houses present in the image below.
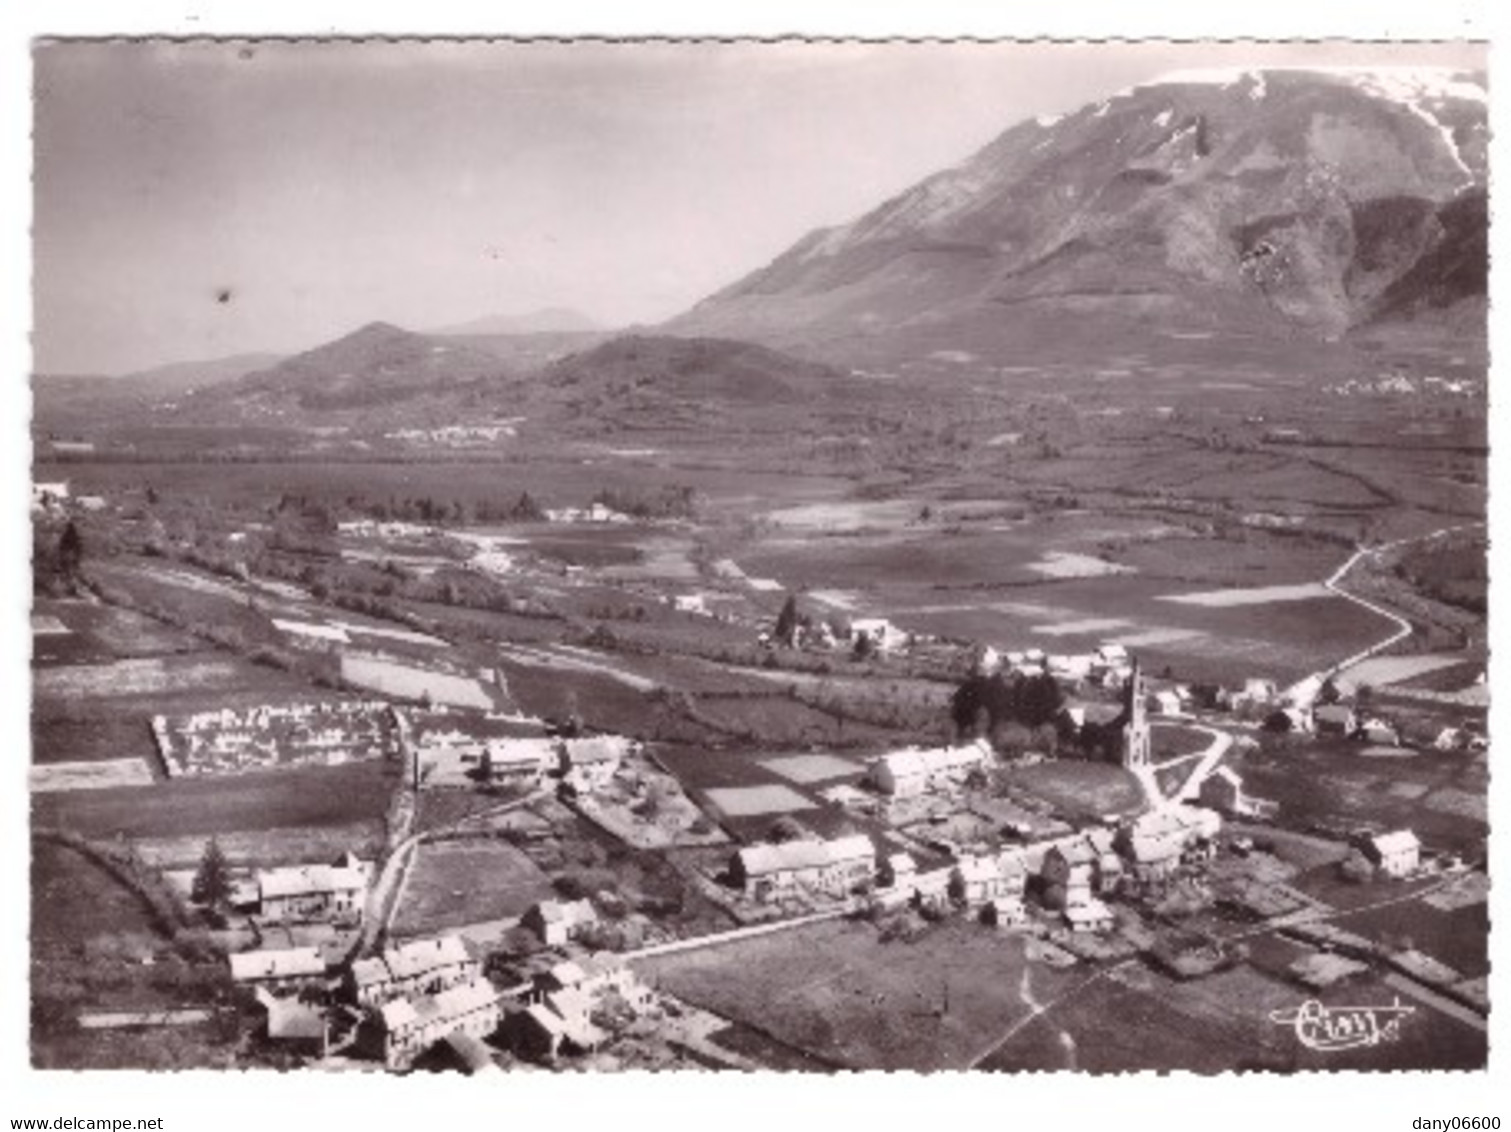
[229,929,654,1071]
[542,502,633,525]
[864,739,993,797]
[153,701,401,777]
[410,724,637,794]
[229,852,374,925]
[724,798,1227,935]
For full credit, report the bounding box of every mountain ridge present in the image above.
[665,67,1488,364]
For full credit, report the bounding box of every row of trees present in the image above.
[950,670,1066,741]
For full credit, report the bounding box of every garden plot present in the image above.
[1026,551,1133,579]
[1030,617,1132,636]
[132,822,384,869]
[635,918,1079,1071]
[272,618,350,645]
[758,754,865,785]
[34,656,248,700]
[1422,872,1490,913]
[332,621,448,649]
[390,839,555,937]
[1159,583,1332,607]
[1334,654,1472,694]
[1422,787,1486,823]
[340,653,496,709]
[704,784,816,818]
[30,758,154,793]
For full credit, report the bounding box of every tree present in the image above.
[768,816,806,844]
[191,838,231,907]
[57,520,84,577]
[1318,677,1342,705]
[774,594,800,648]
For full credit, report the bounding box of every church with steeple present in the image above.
[1121,659,1150,769]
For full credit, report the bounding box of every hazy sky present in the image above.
[32,39,1485,374]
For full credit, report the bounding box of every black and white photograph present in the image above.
[14,12,1501,1107]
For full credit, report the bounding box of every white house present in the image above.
[1115,806,1221,880]
[1358,718,1401,747]
[228,946,327,992]
[866,739,992,797]
[849,617,910,654]
[380,979,501,1071]
[31,481,70,511]
[522,899,599,946]
[256,860,368,924]
[1063,898,1116,933]
[1150,690,1185,717]
[1363,830,1421,878]
[559,735,633,792]
[729,834,875,902]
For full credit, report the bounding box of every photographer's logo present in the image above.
[1269,998,1416,1052]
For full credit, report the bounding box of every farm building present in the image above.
[228,946,327,992]
[982,895,1027,927]
[1063,898,1116,933]
[1433,727,1467,752]
[31,481,69,511]
[508,995,604,1063]
[1114,806,1221,881]
[1314,704,1358,737]
[253,988,329,1054]
[729,834,875,902]
[672,594,709,615]
[256,860,368,924]
[877,851,918,888]
[1049,653,1094,681]
[1358,718,1402,746]
[1234,678,1280,708]
[849,617,910,654]
[1040,834,1120,909]
[1093,643,1130,674]
[531,955,653,1014]
[950,853,1027,909]
[1363,830,1421,878]
[866,739,992,797]
[559,735,633,792]
[347,936,478,1008]
[1149,690,1185,717]
[522,899,599,947]
[379,979,502,1071]
[1197,766,1279,820]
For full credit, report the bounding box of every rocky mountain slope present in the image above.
[668,67,1487,364]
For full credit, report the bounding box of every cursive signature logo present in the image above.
[1269,998,1416,1052]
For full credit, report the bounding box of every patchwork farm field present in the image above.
[999,761,1144,820]
[32,760,394,841]
[39,457,852,515]
[390,839,556,937]
[1236,744,1488,855]
[634,918,1083,1071]
[978,960,1486,1073]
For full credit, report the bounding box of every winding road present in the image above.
[1285,520,1484,702]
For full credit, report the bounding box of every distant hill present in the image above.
[431,307,602,336]
[182,321,512,420]
[666,67,1488,365]
[542,334,842,405]
[32,351,282,429]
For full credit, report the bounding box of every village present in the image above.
[29,469,1491,1072]
[178,621,1483,1073]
